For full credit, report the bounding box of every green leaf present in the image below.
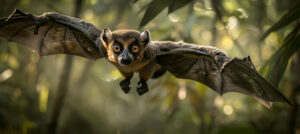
[260,2,300,40]
[168,0,193,14]
[139,0,194,28]
[259,25,300,86]
[139,0,174,28]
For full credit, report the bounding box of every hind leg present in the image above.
[137,60,157,95]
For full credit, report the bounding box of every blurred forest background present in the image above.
[0,0,299,134]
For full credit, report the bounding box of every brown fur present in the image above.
[114,45,157,75]
[139,59,157,80]
[117,38,136,47]
[101,29,154,78]
[102,30,228,81]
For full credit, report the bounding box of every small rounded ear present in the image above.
[140,30,151,46]
[100,28,112,48]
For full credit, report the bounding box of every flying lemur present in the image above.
[0,9,291,108]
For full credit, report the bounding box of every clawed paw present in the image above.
[137,81,149,95]
[119,79,131,93]
[121,86,130,93]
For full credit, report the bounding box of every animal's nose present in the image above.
[121,58,132,65]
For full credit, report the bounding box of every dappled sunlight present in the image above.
[221,35,233,50]
[214,96,224,108]
[178,80,187,100]
[0,0,297,133]
[37,81,49,113]
[168,14,179,23]
[226,16,239,30]
[223,0,237,12]
[7,56,19,69]
[223,105,233,115]
[237,8,248,19]
[0,69,13,82]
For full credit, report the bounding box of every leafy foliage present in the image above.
[168,0,194,14]
[259,25,300,86]
[259,1,300,86]
[139,0,193,28]
[260,1,300,40]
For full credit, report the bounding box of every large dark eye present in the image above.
[113,45,120,53]
[132,45,139,53]
[113,41,122,53]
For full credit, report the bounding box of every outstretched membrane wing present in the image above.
[0,9,106,59]
[155,41,291,108]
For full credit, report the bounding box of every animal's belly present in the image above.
[116,61,149,73]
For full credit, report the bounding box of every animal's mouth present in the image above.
[118,62,131,66]
[118,57,132,65]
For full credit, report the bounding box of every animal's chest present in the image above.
[115,60,150,73]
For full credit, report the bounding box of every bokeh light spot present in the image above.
[214,96,224,108]
[221,36,233,50]
[168,14,179,23]
[226,16,239,30]
[178,80,186,100]
[223,105,233,115]
[0,69,13,82]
